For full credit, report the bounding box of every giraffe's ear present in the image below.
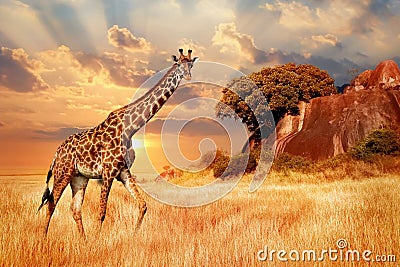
[172,55,178,62]
[192,57,199,64]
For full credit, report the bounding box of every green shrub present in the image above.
[210,144,274,178]
[213,152,250,179]
[350,128,400,160]
[211,149,261,179]
[314,153,349,171]
[212,153,230,178]
[200,149,227,170]
[273,153,313,172]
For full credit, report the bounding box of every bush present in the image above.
[200,149,227,170]
[350,128,400,160]
[314,153,349,171]
[211,146,262,179]
[212,153,230,178]
[273,153,313,172]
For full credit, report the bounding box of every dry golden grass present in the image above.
[0,168,399,266]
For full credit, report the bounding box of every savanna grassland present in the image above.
[0,157,399,266]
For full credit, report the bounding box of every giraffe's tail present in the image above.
[37,161,55,213]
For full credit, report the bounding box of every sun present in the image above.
[132,138,144,149]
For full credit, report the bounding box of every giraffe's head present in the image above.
[172,49,198,80]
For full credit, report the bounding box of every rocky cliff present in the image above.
[345,60,400,92]
[275,60,400,161]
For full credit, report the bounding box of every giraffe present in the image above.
[37,49,198,237]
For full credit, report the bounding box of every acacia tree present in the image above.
[216,63,337,145]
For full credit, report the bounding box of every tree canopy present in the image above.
[216,63,337,143]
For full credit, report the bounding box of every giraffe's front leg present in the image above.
[96,160,125,236]
[119,168,147,231]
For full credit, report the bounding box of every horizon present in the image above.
[1,0,400,170]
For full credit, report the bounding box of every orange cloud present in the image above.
[212,22,268,64]
[35,45,153,89]
[263,1,315,30]
[0,47,48,92]
[107,25,152,53]
[178,38,206,59]
[212,22,303,66]
[0,45,158,149]
[312,34,342,47]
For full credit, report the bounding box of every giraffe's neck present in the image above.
[123,64,183,139]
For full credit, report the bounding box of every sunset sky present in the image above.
[1,0,400,171]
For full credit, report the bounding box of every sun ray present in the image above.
[67,0,109,53]
[0,1,57,52]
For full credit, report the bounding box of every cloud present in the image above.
[261,1,355,34]
[0,44,160,143]
[211,21,365,85]
[260,0,398,41]
[212,22,268,64]
[178,38,206,59]
[164,83,221,107]
[263,1,315,30]
[179,118,228,137]
[107,25,152,53]
[0,121,4,127]
[33,127,88,140]
[35,45,154,88]
[0,47,49,92]
[144,118,227,137]
[311,34,342,47]
[300,33,343,51]
[36,45,90,87]
[0,1,58,52]
[164,85,201,106]
[212,22,314,66]
[98,52,154,87]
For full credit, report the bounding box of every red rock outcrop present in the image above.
[345,60,400,93]
[275,60,400,161]
[345,70,372,92]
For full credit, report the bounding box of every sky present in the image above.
[1,0,400,170]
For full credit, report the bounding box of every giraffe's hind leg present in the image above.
[70,175,89,238]
[119,168,147,231]
[44,170,73,236]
